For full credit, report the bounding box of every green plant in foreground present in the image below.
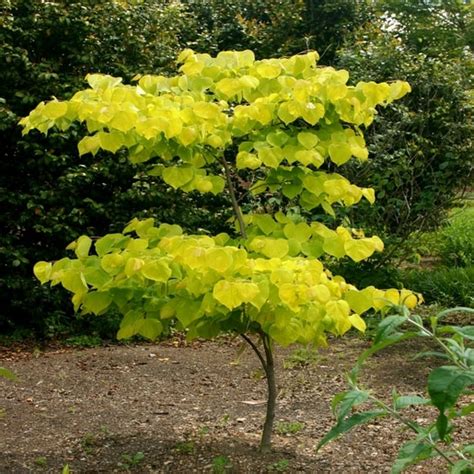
[174,440,195,455]
[33,456,47,468]
[276,421,304,435]
[212,455,233,473]
[117,451,144,470]
[318,306,474,473]
[283,345,319,369]
[22,49,418,452]
[267,459,290,472]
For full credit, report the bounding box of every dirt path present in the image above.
[1,337,472,473]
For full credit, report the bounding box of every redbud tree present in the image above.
[22,50,418,452]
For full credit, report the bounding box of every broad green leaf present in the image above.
[394,395,430,410]
[317,410,385,450]
[428,366,474,413]
[373,315,408,344]
[391,441,434,474]
[451,460,474,474]
[333,389,369,420]
[453,326,474,341]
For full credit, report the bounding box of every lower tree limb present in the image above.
[240,331,277,453]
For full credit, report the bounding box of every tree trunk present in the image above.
[259,332,276,453]
[240,332,277,453]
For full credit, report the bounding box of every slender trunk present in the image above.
[259,332,276,453]
[241,332,277,453]
[224,155,276,451]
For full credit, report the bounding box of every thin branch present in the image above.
[221,155,247,239]
[240,333,267,371]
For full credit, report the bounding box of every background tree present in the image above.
[0,0,231,336]
[333,0,473,284]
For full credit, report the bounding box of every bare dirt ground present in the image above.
[1,336,472,473]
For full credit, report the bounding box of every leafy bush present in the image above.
[438,208,474,267]
[400,266,474,308]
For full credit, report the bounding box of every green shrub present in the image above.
[438,208,474,267]
[401,266,474,308]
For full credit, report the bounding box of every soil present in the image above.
[0,335,472,473]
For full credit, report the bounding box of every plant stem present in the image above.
[367,393,455,467]
[221,155,247,239]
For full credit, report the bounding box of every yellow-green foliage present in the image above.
[24,50,418,347]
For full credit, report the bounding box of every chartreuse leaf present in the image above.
[344,239,377,262]
[42,101,68,119]
[33,261,52,284]
[117,310,144,340]
[141,261,172,282]
[82,292,112,315]
[213,280,260,310]
[23,49,415,404]
[139,318,163,340]
[162,166,194,189]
